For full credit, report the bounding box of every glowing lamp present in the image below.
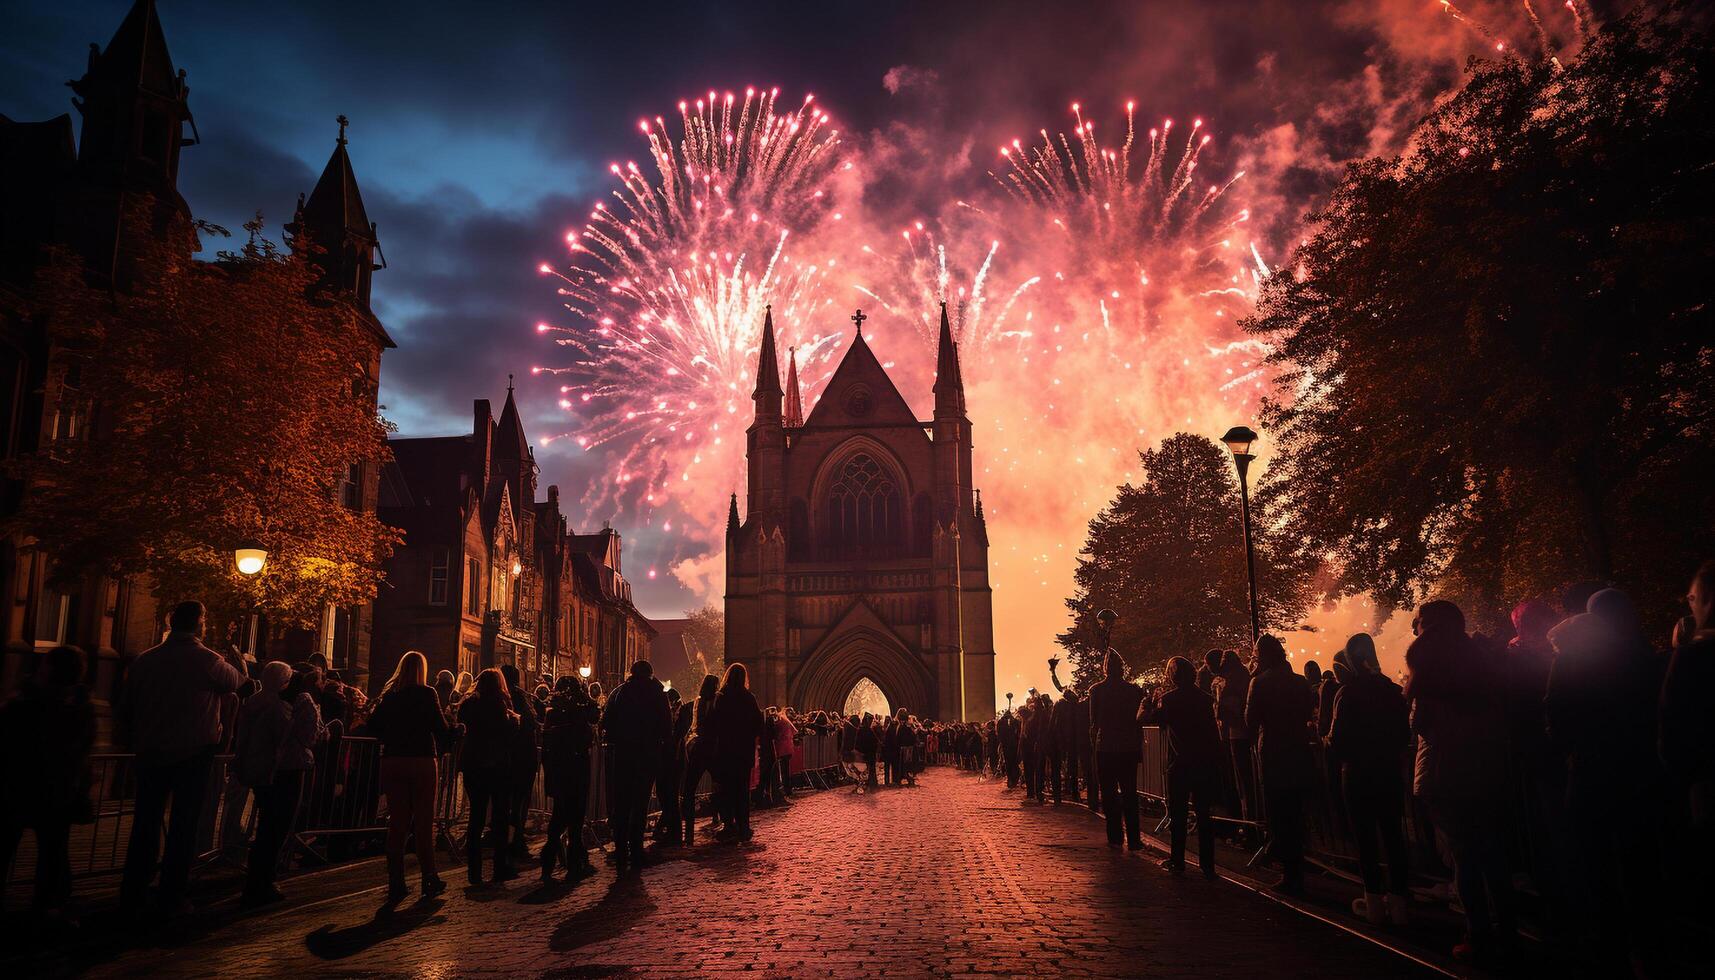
[1221,425,1259,457]
[235,541,268,576]
[579,666,592,679]
[511,561,522,576]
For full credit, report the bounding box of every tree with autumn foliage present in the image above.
[10,208,399,626]
[1056,433,1315,688]
[1243,7,1715,633]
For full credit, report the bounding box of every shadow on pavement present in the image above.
[549,874,654,952]
[304,898,448,960]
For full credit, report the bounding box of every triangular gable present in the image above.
[803,596,915,661]
[801,334,922,430]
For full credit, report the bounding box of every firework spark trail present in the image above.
[536,88,845,531]
[853,222,1039,359]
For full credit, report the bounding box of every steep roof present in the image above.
[493,380,530,462]
[753,305,782,399]
[800,321,923,430]
[300,125,374,247]
[96,0,180,101]
[933,301,965,416]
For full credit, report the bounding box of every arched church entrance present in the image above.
[788,620,936,720]
[842,676,891,718]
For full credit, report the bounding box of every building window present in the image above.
[340,463,362,511]
[466,557,482,614]
[429,548,449,605]
[825,452,902,558]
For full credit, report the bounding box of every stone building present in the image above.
[373,384,653,690]
[0,0,390,696]
[724,307,996,721]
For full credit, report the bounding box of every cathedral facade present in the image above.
[724,308,996,722]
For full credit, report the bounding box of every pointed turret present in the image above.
[933,301,966,417]
[67,0,196,190]
[287,115,386,315]
[492,375,537,509]
[727,492,741,536]
[783,345,804,428]
[752,305,783,407]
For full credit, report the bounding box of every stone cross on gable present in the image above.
[851,309,866,332]
[337,114,349,144]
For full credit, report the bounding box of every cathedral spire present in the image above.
[933,301,966,416]
[752,305,783,411]
[783,345,804,428]
[288,114,384,310]
[727,492,741,535]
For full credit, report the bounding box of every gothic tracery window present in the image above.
[825,452,902,558]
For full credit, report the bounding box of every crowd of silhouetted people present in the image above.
[5,558,1715,976]
[944,560,1715,975]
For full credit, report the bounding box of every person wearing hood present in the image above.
[1088,651,1145,849]
[709,663,764,842]
[1405,599,1514,964]
[679,674,720,844]
[1245,634,1316,895]
[1327,633,1411,925]
[601,660,672,869]
[1139,656,1220,878]
[540,675,600,880]
[1546,590,1666,974]
[0,645,95,922]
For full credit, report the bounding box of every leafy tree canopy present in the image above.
[1057,433,1315,685]
[12,207,400,625]
[1244,7,1715,631]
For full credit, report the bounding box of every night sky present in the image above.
[2,0,1586,691]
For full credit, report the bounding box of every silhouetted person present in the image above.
[856,713,879,789]
[1406,600,1514,964]
[232,661,291,907]
[655,688,685,843]
[242,664,322,906]
[1327,633,1411,924]
[1661,560,1715,924]
[709,663,764,841]
[1504,598,1569,928]
[1245,634,1315,895]
[365,651,451,901]
[1213,651,1256,828]
[118,601,248,917]
[1140,656,1220,878]
[1197,649,1222,695]
[0,645,94,923]
[1089,651,1144,848]
[499,664,538,863]
[1050,688,1081,804]
[601,660,671,870]
[1547,589,1666,973]
[540,676,599,879]
[680,674,720,844]
[997,709,1020,788]
[458,669,519,885]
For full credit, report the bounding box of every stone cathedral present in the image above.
[724,307,996,722]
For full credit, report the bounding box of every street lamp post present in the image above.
[234,540,268,660]
[1221,426,1262,642]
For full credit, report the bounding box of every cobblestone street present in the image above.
[44,769,1437,978]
